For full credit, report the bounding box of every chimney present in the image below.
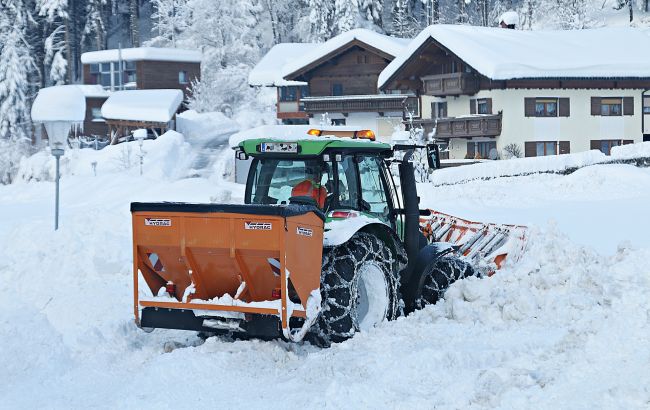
[499,11,518,29]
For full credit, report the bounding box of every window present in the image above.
[300,86,310,98]
[358,156,391,223]
[591,139,633,155]
[89,64,99,74]
[524,141,570,157]
[437,102,447,118]
[356,54,369,64]
[535,99,557,117]
[592,97,633,116]
[93,61,136,91]
[247,158,332,206]
[335,156,360,210]
[600,98,622,116]
[466,141,497,160]
[644,96,650,114]
[477,99,489,114]
[332,83,343,96]
[279,86,298,102]
[178,70,189,84]
[536,141,556,156]
[91,107,103,121]
[331,118,346,126]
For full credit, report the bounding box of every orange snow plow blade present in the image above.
[420,210,527,274]
[131,203,325,339]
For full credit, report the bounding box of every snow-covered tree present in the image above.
[335,0,360,34]
[309,0,335,41]
[614,0,634,23]
[150,0,191,46]
[359,0,383,27]
[391,0,418,37]
[82,0,107,50]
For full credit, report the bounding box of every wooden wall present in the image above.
[83,97,109,137]
[136,60,200,98]
[306,45,391,96]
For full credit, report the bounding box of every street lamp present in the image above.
[133,129,147,176]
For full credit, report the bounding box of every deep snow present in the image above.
[1,133,649,408]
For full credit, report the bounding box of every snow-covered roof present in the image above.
[499,11,519,25]
[101,90,183,123]
[379,25,650,87]
[283,29,410,80]
[80,47,202,64]
[31,85,86,122]
[249,43,318,87]
[75,85,110,98]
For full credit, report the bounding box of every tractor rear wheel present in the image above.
[308,232,400,347]
[414,256,475,309]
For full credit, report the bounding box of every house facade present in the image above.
[78,47,202,138]
[282,29,413,142]
[379,25,650,159]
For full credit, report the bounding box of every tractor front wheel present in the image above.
[308,232,400,347]
[414,256,475,309]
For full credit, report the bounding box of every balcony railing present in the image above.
[434,113,502,138]
[301,95,419,117]
[421,73,479,96]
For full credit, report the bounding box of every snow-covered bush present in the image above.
[0,138,31,184]
[503,143,523,159]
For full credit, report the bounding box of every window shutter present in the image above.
[590,140,600,150]
[623,97,634,115]
[559,141,570,154]
[466,142,475,159]
[559,98,570,117]
[486,98,493,114]
[430,102,436,119]
[469,99,476,114]
[591,97,601,115]
[623,139,634,145]
[524,141,536,157]
[524,98,535,117]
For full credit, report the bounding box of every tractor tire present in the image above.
[414,256,475,309]
[308,232,400,347]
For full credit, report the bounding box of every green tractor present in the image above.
[234,129,475,345]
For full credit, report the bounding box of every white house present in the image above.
[378,25,650,159]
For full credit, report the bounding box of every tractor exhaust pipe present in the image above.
[398,150,420,289]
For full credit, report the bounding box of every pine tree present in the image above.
[82,0,107,50]
[392,0,417,37]
[359,0,383,27]
[335,0,359,34]
[309,0,335,41]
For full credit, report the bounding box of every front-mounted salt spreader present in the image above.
[131,128,527,346]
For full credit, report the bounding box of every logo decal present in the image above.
[245,221,272,230]
[145,218,171,227]
[297,226,313,237]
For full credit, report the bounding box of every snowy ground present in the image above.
[1,132,649,408]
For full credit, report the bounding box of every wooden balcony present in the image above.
[421,73,479,96]
[434,113,502,139]
[302,95,419,117]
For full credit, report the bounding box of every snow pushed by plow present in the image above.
[1,134,650,407]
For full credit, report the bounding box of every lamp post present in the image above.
[133,129,147,176]
[51,142,65,230]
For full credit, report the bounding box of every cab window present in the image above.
[334,155,360,209]
[358,156,391,223]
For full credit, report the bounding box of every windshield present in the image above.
[247,158,332,207]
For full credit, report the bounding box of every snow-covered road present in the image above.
[1,135,649,408]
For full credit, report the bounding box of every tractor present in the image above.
[131,128,477,346]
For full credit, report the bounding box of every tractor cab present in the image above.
[241,129,401,229]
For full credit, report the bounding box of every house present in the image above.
[281,29,412,141]
[80,47,201,96]
[378,25,650,159]
[248,43,318,125]
[77,47,201,140]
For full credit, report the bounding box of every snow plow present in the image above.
[132,128,527,345]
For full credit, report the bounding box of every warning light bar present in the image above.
[307,129,376,141]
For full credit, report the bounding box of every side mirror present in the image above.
[426,143,441,170]
[236,149,249,160]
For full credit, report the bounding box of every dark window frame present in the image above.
[534,98,558,117]
[332,83,343,96]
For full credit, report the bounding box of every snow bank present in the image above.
[80,47,202,64]
[229,124,313,147]
[379,25,650,86]
[101,90,183,123]
[176,110,240,140]
[31,85,86,122]
[430,142,650,186]
[16,130,193,182]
